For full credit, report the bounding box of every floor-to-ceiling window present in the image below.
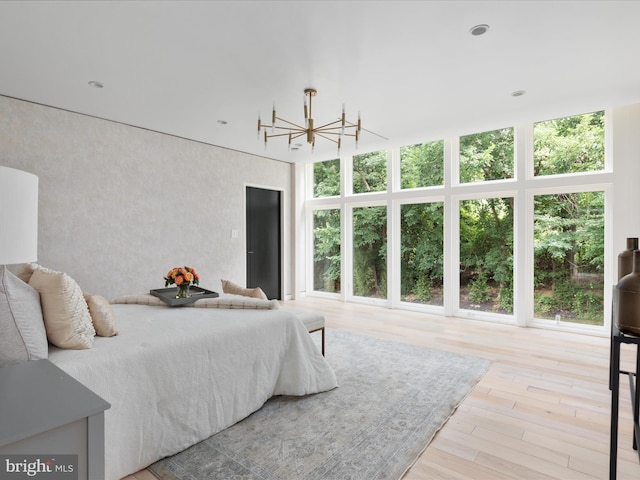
[531,111,606,326]
[311,159,342,294]
[398,141,445,306]
[307,110,608,333]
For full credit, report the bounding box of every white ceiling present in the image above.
[1,1,639,164]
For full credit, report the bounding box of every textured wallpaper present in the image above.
[0,96,292,300]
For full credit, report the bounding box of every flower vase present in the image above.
[615,249,640,336]
[618,237,639,280]
[176,283,190,299]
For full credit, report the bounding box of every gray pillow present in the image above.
[0,266,48,366]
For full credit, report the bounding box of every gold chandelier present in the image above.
[258,88,361,152]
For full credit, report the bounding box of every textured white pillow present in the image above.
[221,279,268,299]
[84,293,118,337]
[0,267,48,366]
[29,268,95,349]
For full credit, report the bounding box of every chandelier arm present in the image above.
[312,119,344,131]
[313,132,340,145]
[343,119,367,134]
[274,117,307,130]
[288,132,307,141]
[313,130,342,137]
[266,130,308,140]
[270,125,306,132]
[265,132,301,139]
[263,125,307,136]
[316,125,357,134]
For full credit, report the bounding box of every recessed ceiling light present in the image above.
[88,81,104,89]
[217,120,228,125]
[511,90,526,97]
[469,24,490,36]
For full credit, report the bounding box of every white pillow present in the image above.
[0,267,48,366]
[29,268,95,349]
[84,293,118,337]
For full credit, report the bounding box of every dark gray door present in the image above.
[246,186,282,300]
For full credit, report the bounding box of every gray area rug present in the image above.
[148,329,491,480]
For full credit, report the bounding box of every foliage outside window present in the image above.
[400,141,444,189]
[307,109,607,329]
[313,209,341,293]
[313,159,340,197]
[400,202,444,305]
[533,111,604,176]
[353,206,387,298]
[353,150,387,194]
[459,128,514,183]
[459,197,514,314]
[534,191,604,325]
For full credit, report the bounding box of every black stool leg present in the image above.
[611,335,621,480]
[634,345,640,451]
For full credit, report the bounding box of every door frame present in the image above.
[245,183,285,300]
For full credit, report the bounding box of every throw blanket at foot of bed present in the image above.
[48,304,338,480]
[112,292,281,309]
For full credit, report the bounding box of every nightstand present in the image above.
[0,359,110,480]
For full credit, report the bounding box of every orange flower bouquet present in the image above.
[165,266,200,298]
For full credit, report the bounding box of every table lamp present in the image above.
[0,166,38,273]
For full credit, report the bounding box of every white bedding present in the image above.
[48,304,338,480]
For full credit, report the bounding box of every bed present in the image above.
[47,303,338,480]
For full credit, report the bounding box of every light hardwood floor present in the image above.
[124,296,640,480]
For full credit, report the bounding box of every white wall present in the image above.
[611,104,640,254]
[0,95,293,300]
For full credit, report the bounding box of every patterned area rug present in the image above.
[149,329,490,480]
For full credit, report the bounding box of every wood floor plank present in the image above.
[122,297,640,480]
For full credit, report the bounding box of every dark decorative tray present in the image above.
[150,286,219,307]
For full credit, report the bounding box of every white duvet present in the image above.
[48,304,338,480]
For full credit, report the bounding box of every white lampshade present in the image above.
[0,166,38,265]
